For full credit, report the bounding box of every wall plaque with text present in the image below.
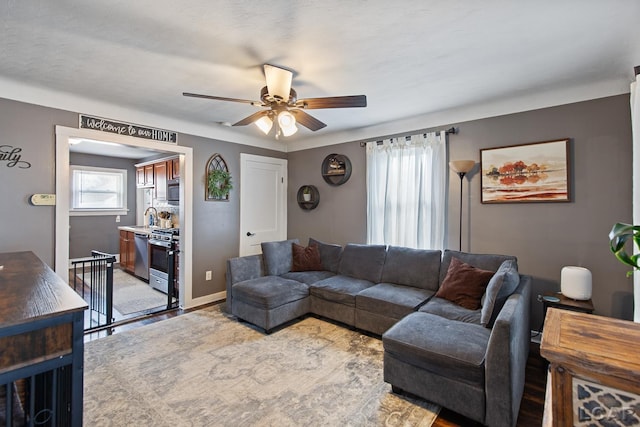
[79,115,178,143]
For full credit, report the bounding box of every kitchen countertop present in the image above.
[118,225,179,240]
[118,225,155,234]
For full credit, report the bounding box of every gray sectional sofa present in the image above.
[225,238,531,427]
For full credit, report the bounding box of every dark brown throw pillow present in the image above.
[435,257,495,310]
[291,243,323,272]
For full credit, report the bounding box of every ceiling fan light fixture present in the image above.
[280,122,298,137]
[277,110,298,136]
[264,65,292,101]
[254,116,273,135]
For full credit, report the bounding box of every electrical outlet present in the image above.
[115,215,121,223]
[205,270,212,280]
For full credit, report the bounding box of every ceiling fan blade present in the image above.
[295,95,367,109]
[264,64,293,101]
[183,92,262,105]
[290,109,327,131]
[232,110,271,127]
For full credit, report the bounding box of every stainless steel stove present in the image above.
[148,228,179,295]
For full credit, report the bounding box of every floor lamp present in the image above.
[449,160,475,251]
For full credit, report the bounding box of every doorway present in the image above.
[55,125,195,309]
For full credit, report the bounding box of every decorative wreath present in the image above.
[207,169,233,199]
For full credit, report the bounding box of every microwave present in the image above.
[167,179,180,204]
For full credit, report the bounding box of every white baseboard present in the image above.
[183,290,226,310]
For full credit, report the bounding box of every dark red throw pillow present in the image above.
[435,257,494,310]
[291,243,323,272]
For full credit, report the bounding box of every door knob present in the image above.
[246,232,255,237]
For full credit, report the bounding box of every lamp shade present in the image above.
[449,160,475,174]
[264,64,292,101]
[278,111,298,136]
[254,116,273,135]
[560,266,592,300]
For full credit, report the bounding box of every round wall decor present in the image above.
[296,185,319,210]
[321,154,351,186]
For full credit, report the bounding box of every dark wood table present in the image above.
[0,251,87,426]
[542,291,594,314]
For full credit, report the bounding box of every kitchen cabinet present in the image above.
[136,164,154,187]
[154,161,168,201]
[169,157,180,180]
[119,230,135,273]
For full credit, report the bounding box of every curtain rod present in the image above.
[359,126,458,147]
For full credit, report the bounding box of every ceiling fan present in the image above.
[183,64,367,138]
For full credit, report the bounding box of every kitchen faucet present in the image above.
[144,207,158,227]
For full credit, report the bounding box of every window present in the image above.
[70,165,128,216]
[366,132,446,250]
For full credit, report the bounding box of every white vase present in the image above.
[303,193,311,202]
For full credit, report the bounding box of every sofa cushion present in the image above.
[356,283,435,319]
[309,238,342,273]
[310,275,375,306]
[291,243,323,272]
[232,276,309,309]
[338,244,387,283]
[435,257,494,310]
[281,270,335,285]
[380,246,441,291]
[419,297,482,324]
[261,239,299,276]
[383,312,491,386]
[439,250,517,287]
[480,259,520,327]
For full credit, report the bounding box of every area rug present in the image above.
[82,268,169,315]
[111,269,168,315]
[84,305,440,426]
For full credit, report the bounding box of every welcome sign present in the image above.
[79,115,178,144]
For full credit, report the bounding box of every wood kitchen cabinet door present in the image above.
[154,162,168,201]
[169,157,179,180]
[144,164,154,186]
[119,230,135,272]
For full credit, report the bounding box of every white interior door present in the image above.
[240,153,287,256]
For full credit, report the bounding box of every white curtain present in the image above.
[366,131,446,250]
[631,72,640,322]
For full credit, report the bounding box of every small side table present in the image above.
[542,292,594,315]
[538,293,594,336]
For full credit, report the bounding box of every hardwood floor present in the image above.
[84,303,546,426]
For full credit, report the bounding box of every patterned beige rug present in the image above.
[111,269,168,315]
[84,304,440,426]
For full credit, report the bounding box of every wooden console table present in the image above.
[541,308,640,426]
[0,251,87,426]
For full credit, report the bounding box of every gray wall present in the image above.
[287,95,633,330]
[1,94,634,327]
[68,152,138,259]
[0,98,78,266]
[0,97,284,301]
[178,132,285,298]
[288,142,366,246]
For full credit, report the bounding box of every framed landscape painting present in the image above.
[480,139,571,204]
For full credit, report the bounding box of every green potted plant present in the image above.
[609,222,640,276]
[302,186,312,202]
[207,169,233,200]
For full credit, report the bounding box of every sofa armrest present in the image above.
[225,255,265,314]
[484,275,531,427]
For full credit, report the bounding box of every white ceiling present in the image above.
[1,1,638,152]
